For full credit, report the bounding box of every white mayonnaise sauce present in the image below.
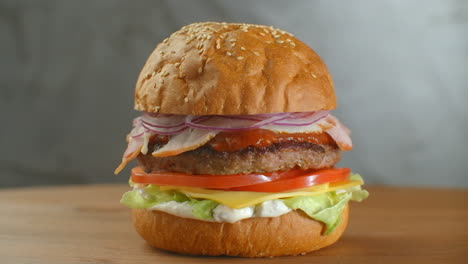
[255,200,292,217]
[148,199,292,223]
[213,205,255,223]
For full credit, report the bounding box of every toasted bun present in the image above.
[134,22,335,115]
[131,204,348,257]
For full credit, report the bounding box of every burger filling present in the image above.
[121,174,367,234]
[137,137,341,175]
[116,111,368,234]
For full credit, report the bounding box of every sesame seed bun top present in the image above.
[134,22,336,115]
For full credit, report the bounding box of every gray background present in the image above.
[1,0,467,188]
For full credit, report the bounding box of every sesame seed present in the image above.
[265,41,272,44]
[286,38,292,42]
[231,42,236,47]
[175,63,181,67]
[184,97,189,103]
[159,51,164,55]
[259,32,266,36]
[151,71,156,76]
[163,38,168,44]
[229,38,236,42]
[240,47,246,50]
[237,56,244,60]
[276,40,284,44]
[161,71,169,77]
[226,52,232,56]
[223,25,228,29]
[311,73,317,78]
[273,34,280,38]
[216,39,221,49]
[207,35,212,40]
[154,106,160,111]
[290,42,296,47]
[253,51,260,56]
[263,28,269,33]
[240,25,250,32]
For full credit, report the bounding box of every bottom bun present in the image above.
[132,204,349,257]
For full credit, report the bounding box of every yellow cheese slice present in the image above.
[160,180,363,209]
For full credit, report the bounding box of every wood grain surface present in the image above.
[0,185,467,263]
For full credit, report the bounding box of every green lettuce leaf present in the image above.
[121,174,369,228]
[189,199,219,220]
[347,173,370,201]
[120,186,190,209]
[350,189,369,201]
[282,174,369,234]
[282,192,350,235]
[120,186,219,220]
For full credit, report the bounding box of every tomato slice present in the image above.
[130,167,350,192]
[132,167,302,189]
[226,168,350,192]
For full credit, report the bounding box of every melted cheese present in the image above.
[159,180,363,209]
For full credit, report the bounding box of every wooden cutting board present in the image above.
[0,184,467,263]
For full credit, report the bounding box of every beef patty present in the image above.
[137,141,341,175]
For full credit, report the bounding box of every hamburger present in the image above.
[115,22,368,257]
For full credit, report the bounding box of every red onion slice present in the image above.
[141,114,186,129]
[141,123,188,135]
[185,113,292,132]
[120,111,339,163]
[141,119,186,129]
[131,132,144,138]
[129,111,330,137]
[272,111,329,126]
